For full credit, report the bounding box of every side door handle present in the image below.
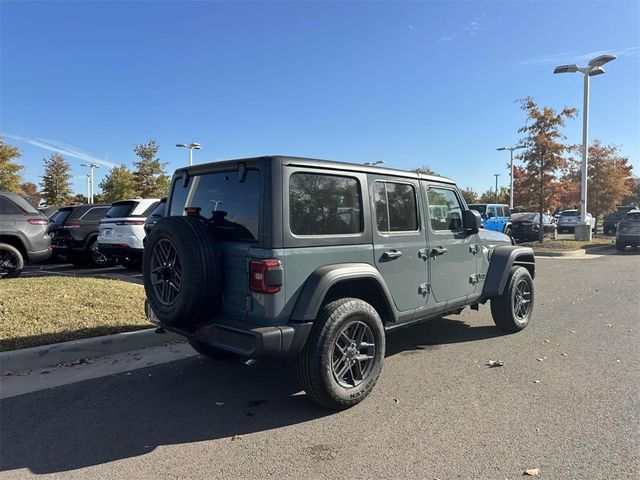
[430,247,448,257]
[382,250,403,259]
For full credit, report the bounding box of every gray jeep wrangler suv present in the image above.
[143,156,535,409]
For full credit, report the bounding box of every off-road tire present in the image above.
[490,266,534,333]
[298,298,385,410]
[143,216,222,327]
[615,240,626,252]
[0,243,24,279]
[188,339,237,360]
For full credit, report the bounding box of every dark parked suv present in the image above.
[49,204,111,266]
[0,191,52,278]
[143,156,536,409]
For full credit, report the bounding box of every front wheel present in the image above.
[298,298,385,410]
[0,243,24,279]
[490,266,534,333]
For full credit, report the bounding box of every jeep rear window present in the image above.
[49,209,72,224]
[289,173,362,236]
[105,201,138,219]
[169,170,260,242]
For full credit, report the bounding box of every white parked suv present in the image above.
[557,209,595,234]
[97,198,160,268]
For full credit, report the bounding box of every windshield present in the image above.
[468,205,486,214]
[169,170,260,241]
[561,210,578,217]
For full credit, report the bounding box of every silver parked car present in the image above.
[615,209,640,251]
[0,191,52,278]
[557,209,595,234]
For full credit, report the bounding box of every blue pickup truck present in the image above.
[468,203,513,236]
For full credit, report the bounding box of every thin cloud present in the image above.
[515,46,640,67]
[2,133,116,169]
[440,35,455,42]
[464,20,488,36]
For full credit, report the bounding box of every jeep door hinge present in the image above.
[418,283,431,295]
[469,274,478,285]
[418,248,428,260]
[469,244,479,254]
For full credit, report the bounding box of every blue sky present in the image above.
[1,0,639,196]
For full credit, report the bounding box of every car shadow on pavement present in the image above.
[1,315,502,475]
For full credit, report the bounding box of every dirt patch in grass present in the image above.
[0,277,152,351]
[520,237,613,251]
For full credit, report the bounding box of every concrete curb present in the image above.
[0,328,183,374]
[533,244,615,257]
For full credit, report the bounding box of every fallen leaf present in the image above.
[533,380,541,384]
[606,324,613,328]
[393,398,399,404]
[231,434,242,441]
[524,467,540,476]
[487,360,504,368]
[536,358,544,362]
[570,330,576,334]
[544,339,549,343]
[561,353,567,356]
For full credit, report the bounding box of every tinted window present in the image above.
[141,201,160,217]
[80,207,109,221]
[427,187,463,231]
[624,212,640,220]
[0,197,24,214]
[289,173,362,236]
[50,209,72,224]
[148,200,166,219]
[373,182,418,233]
[169,170,260,241]
[105,201,138,218]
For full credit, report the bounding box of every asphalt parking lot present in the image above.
[1,250,639,479]
[21,262,143,285]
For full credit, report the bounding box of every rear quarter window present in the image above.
[80,207,110,221]
[289,172,362,236]
[105,201,138,218]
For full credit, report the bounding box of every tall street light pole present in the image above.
[493,173,501,203]
[176,143,202,166]
[554,54,616,240]
[80,163,101,204]
[497,145,525,210]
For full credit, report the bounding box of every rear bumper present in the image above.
[28,248,52,263]
[616,234,640,246]
[98,244,143,259]
[145,301,312,358]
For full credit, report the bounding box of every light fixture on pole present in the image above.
[364,160,384,166]
[86,174,91,204]
[176,143,202,166]
[497,145,525,210]
[493,173,501,203]
[554,53,616,240]
[80,163,101,204]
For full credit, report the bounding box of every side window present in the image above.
[289,172,362,236]
[427,187,463,232]
[487,206,496,218]
[0,198,24,214]
[373,182,418,233]
[80,207,109,221]
[497,206,505,218]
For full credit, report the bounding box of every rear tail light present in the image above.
[115,220,146,225]
[249,259,283,294]
[28,218,49,225]
[619,222,631,231]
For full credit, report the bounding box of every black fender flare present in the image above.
[481,246,535,298]
[291,263,397,322]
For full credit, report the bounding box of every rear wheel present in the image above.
[0,243,24,279]
[298,298,385,410]
[490,266,534,333]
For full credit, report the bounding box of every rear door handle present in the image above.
[382,250,403,259]
[431,247,448,257]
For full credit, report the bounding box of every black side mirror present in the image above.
[463,209,482,234]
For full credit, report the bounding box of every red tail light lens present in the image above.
[249,259,283,294]
[619,222,631,231]
[116,220,145,225]
[28,218,49,225]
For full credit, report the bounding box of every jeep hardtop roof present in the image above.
[171,155,456,185]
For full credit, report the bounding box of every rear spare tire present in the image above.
[143,216,222,327]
